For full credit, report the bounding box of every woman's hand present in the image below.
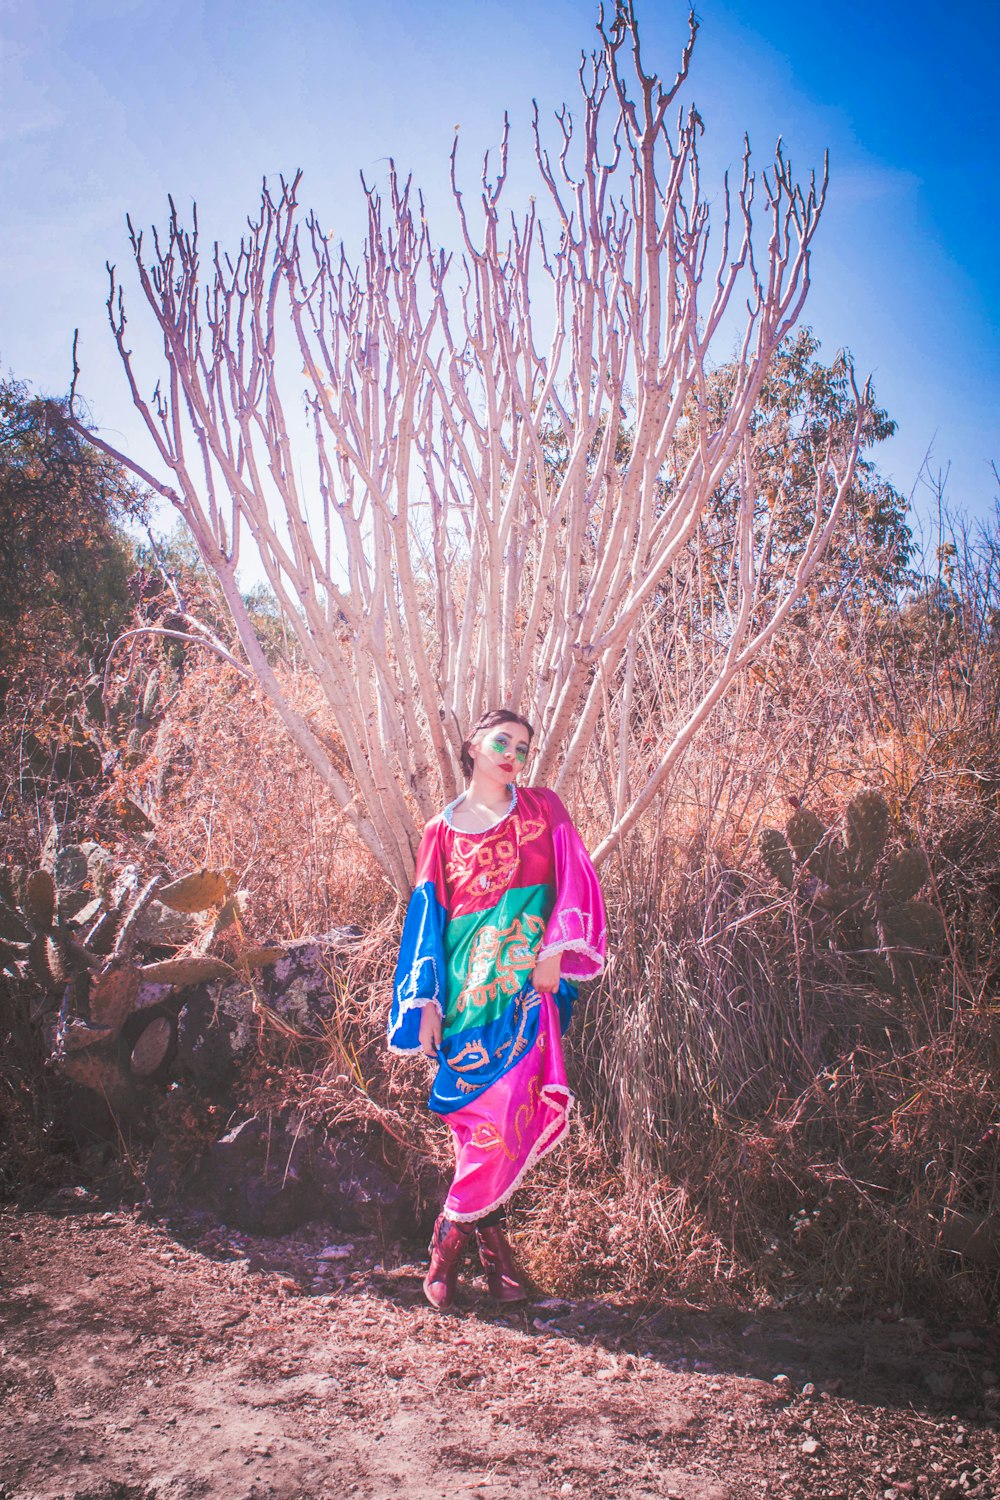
[531,952,561,995]
[418,1003,442,1058]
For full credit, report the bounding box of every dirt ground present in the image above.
[1,1192,997,1500]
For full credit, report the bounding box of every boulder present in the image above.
[203,1114,313,1235]
[144,1109,417,1238]
[176,929,360,1097]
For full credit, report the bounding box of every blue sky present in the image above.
[2,0,997,561]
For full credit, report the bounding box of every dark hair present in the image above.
[460,708,535,781]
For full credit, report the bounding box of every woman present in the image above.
[388,708,606,1310]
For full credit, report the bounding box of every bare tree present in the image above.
[75,2,870,895]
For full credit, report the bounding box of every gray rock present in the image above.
[175,930,361,1097]
[145,1108,418,1240]
[311,1133,412,1236]
[261,932,362,1032]
[175,982,253,1095]
[202,1115,313,1235]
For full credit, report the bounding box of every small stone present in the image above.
[801,1382,816,1397]
[801,1437,821,1456]
[772,1373,792,1390]
[318,1244,353,1260]
[560,1485,573,1495]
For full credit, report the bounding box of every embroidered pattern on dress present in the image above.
[445,815,548,900]
[453,914,546,1014]
[542,904,600,948]
[448,1039,491,1072]
[492,986,541,1061]
[470,1071,543,1162]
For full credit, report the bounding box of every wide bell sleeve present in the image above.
[387,819,450,1054]
[537,789,607,981]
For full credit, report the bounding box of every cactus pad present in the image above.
[759,829,794,889]
[85,844,115,900]
[129,1017,174,1077]
[882,848,930,903]
[89,965,141,1032]
[845,791,890,880]
[25,870,56,930]
[58,1049,131,1104]
[880,899,946,955]
[236,945,286,970]
[139,956,231,985]
[786,809,827,869]
[158,870,229,913]
[29,932,70,988]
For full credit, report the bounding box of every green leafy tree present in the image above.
[0,376,146,673]
[700,329,913,603]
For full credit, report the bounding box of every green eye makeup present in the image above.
[488,737,528,763]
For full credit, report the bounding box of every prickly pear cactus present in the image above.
[29,932,72,989]
[878,899,946,990]
[3,834,285,1113]
[758,793,944,995]
[85,844,115,901]
[25,870,56,930]
[158,869,229,913]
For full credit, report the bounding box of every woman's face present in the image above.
[470,719,532,784]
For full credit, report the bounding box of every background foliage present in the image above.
[0,379,146,680]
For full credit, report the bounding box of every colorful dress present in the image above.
[388,786,606,1222]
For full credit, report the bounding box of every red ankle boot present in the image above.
[423,1214,473,1310]
[475,1222,531,1303]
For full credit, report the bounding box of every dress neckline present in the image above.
[443,784,518,835]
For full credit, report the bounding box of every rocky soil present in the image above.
[1,1193,997,1500]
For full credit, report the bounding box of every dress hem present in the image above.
[442,1081,575,1224]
